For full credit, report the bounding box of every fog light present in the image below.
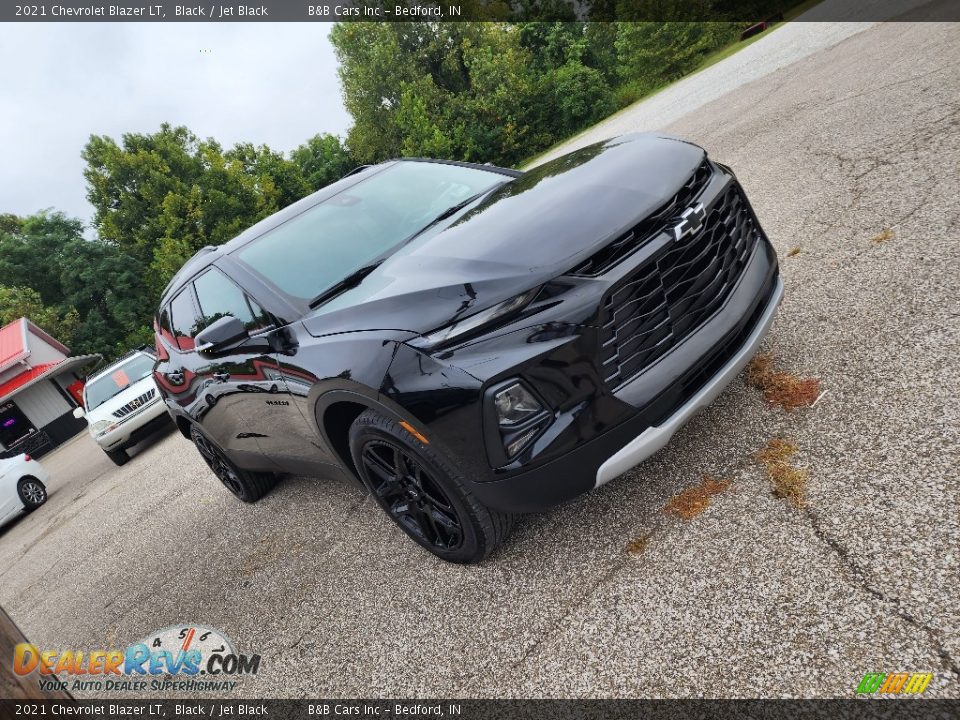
[504,425,542,458]
[494,382,542,426]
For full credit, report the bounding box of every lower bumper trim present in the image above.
[594,275,784,487]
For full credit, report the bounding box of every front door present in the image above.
[189,267,327,475]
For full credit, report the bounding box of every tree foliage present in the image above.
[615,21,739,96]
[0,210,148,356]
[70,124,353,358]
[0,285,79,347]
[331,19,737,167]
[291,134,354,191]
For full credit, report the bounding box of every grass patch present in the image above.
[871,228,895,244]
[626,533,652,555]
[663,474,732,521]
[746,353,821,411]
[755,438,808,508]
[787,246,801,257]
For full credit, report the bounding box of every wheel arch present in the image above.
[312,386,434,482]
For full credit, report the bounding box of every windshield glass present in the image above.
[234,161,506,301]
[84,353,155,411]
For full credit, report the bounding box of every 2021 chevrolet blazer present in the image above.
[153,134,782,563]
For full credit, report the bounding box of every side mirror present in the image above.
[72,406,85,419]
[195,315,248,353]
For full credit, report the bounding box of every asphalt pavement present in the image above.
[0,8,957,698]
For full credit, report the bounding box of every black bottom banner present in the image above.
[1,700,959,720]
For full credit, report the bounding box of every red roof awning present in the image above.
[0,361,62,400]
[0,354,99,403]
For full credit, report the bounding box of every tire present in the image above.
[105,447,129,466]
[348,409,514,563]
[18,476,47,511]
[190,424,277,503]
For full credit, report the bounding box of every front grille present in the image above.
[645,271,775,426]
[112,388,156,418]
[599,183,761,390]
[570,159,713,276]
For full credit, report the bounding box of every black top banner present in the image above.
[1,0,957,22]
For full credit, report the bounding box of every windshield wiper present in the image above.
[395,189,494,249]
[308,262,382,309]
[307,191,495,310]
[423,190,489,228]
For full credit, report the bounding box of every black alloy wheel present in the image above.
[349,409,514,563]
[190,425,276,503]
[361,439,463,551]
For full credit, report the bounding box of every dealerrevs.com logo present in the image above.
[13,624,261,693]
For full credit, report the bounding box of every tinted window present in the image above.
[194,267,270,334]
[169,288,198,351]
[235,161,505,301]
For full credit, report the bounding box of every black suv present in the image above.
[154,134,782,563]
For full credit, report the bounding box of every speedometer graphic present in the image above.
[136,623,237,675]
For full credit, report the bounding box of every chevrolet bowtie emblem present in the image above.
[672,203,706,242]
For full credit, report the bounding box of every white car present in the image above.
[0,453,49,526]
[73,349,171,466]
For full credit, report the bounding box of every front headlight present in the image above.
[415,287,541,347]
[487,379,550,463]
[494,382,543,426]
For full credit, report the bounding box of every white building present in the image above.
[0,318,99,457]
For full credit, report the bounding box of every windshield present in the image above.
[84,353,156,411]
[234,161,507,301]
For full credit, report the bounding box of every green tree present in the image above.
[291,134,355,191]
[82,124,203,270]
[0,285,79,347]
[331,21,632,167]
[83,124,314,299]
[0,210,152,358]
[329,23,413,164]
[549,62,613,136]
[615,21,740,96]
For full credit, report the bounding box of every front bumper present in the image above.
[467,241,782,513]
[94,400,171,450]
[595,275,783,486]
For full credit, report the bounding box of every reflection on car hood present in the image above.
[302,133,705,338]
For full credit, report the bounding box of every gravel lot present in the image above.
[1,8,958,698]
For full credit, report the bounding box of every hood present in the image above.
[302,134,705,338]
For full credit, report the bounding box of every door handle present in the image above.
[212,372,231,382]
